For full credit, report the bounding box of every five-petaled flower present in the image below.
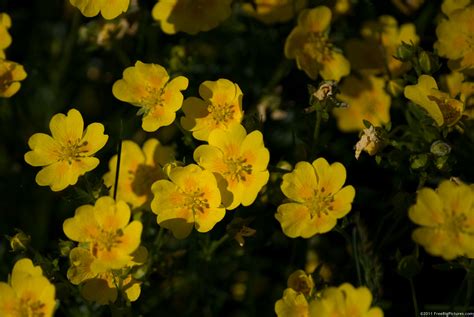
[113,61,188,132]
[409,180,474,260]
[0,258,56,317]
[404,75,464,127]
[151,164,226,239]
[194,124,270,210]
[275,158,355,238]
[181,78,244,141]
[152,0,232,35]
[63,196,143,273]
[69,0,130,20]
[24,108,108,191]
[284,6,350,81]
[103,138,175,210]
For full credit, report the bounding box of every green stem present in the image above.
[311,106,322,158]
[409,278,420,317]
[352,227,363,286]
[205,234,229,260]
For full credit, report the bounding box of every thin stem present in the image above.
[409,278,420,317]
[352,227,363,286]
[113,120,123,201]
[311,106,322,158]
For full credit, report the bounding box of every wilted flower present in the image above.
[355,126,386,159]
[284,6,350,81]
[152,0,232,35]
[24,108,108,191]
[112,61,188,132]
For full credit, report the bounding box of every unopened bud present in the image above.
[8,231,30,252]
[395,42,414,61]
[387,79,405,97]
[430,140,451,157]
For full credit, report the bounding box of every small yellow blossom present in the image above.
[275,158,355,238]
[434,5,474,74]
[0,258,56,317]
[151,164,226,239]
[408,180,474,260]
[242,0,307,24]
[309,283,383,317]
[0,60,27,98]
[404,75,464,127]
[346,15,419,77]
[287,270,314,296]
[333,75,391,132]
[24,108,108,191]
[284,6,350,81]
[152,0,232,35]
[181,79,244,141]
[112,61,188,132]
[67,246,147,305]
[63,196,143,272]
[275,288,309,317]
[69,0,130,20]
[442,71,474,119]
[103,139,175,210]
[0,13,12,58]
[194,124,270,210]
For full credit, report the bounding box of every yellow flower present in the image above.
[152,0,232,35]
[434,5,474,74]
[309,283,383,317]
[242,0,307,25]
[0,60,27,98]
[408,180,474,260]
[0,13,12,58]
[69,0,130,20]
[275,158,355,238]
[287,270,314,296]
[24,108,108,191]
[441,0,470,16]
[181,79,244,141]
[63,196,143,272]
[442,71,474,119]
[103,139,175,210]
[275,288,309,317]
[333,75,391,132]
[0,258,56,317]
[404,75,464,127]
[194,124,270,210]
[346,15,419,77]
[67,246,147,305]
[112,61,188,132]
[151,164,226,239]
[284,6,350,81]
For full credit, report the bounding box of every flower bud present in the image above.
[395,42,414,61]
[430,140,451,157]
[387,79,405,97]
[8,231,30,252]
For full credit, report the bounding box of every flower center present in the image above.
[427,95,461,125]
[184,188,210,214]
[303,33,333,63]
[19,296,46,317]
[137,85,165,116]
[0,65,14,88]
[208,102,236,125]
[59,139,89,164]
[224,157,253,182]
[306,187,335,218]
[91,229,124,256]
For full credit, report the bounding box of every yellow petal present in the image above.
[49,109,84,145]
[240,130,270,171]
[319,51,351,81]
[101,0,129,20]
[81,278,117,305]
[194,207,226,233]
[281,161,317,203]
[63,204,98,242]
[24,133,60,167]
[404,75,444,126]
[299,6,331,33]
[408,188,445,226]
[82,122,108,156]
[275,203,313,238]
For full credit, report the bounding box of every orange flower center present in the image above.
[138,85,165,115]
[91,228,124,256]
[303,33,333,63]
[224,156,253,182]
[306,187,335,218]
[427,95,462,126]
[184,189,210,213]
[59,139,89,164]
[208,102,236,125]
[0,65,14,88]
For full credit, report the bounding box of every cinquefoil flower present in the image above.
[103,138,175,210]
[63,196,143,272]
[242,0,307,25]
[194,124,270,210]
[0,59,27,98]
[181,79,244,141]
[275,158,355,238]
[409,180,474,260]
[69,0,130,20]
[24,108,108,191]
[151,164,226,239]
[112,61,188,132]
[275,288,310,317]
[284,6,350,81]
[404,75,464,127]
[0,258,56,317]
[152,0,232,35]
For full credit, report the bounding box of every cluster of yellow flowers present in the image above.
[275,270,383,317]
